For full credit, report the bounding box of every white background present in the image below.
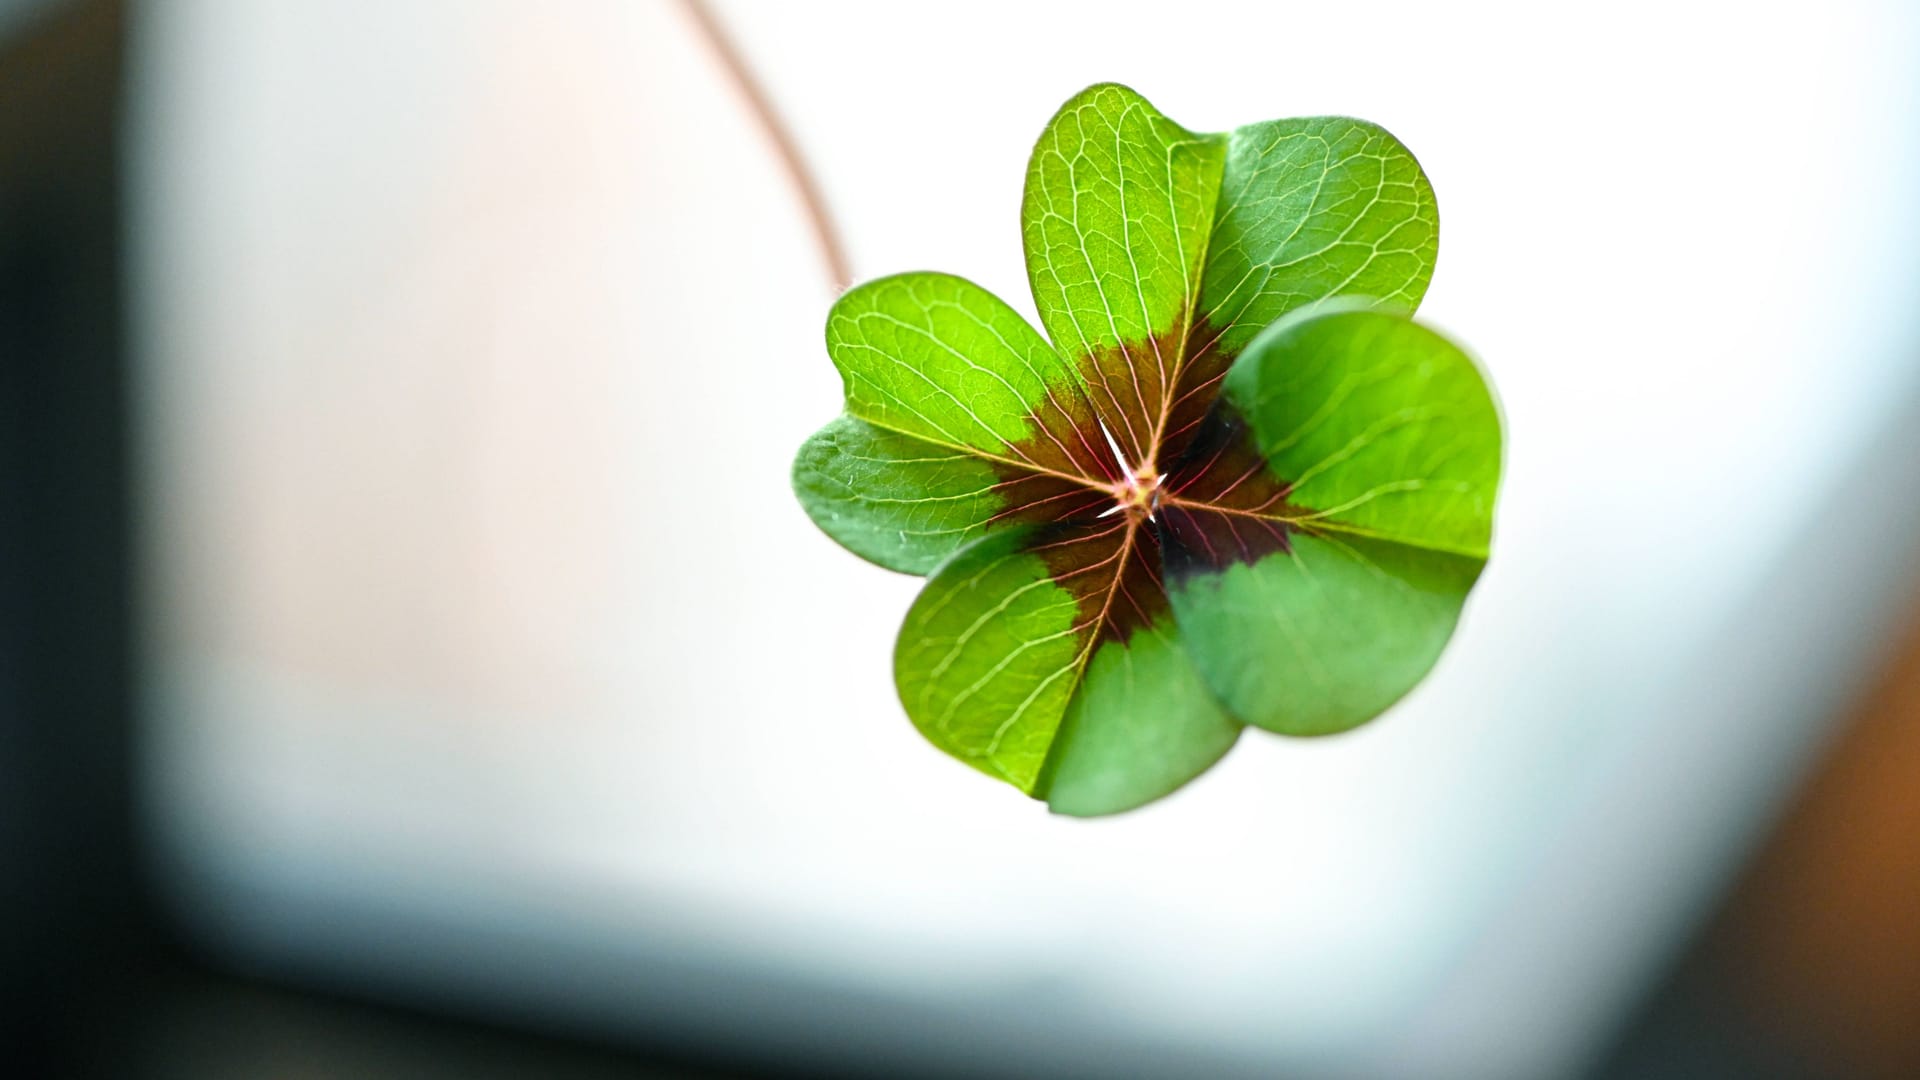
[135,3,1920,1077]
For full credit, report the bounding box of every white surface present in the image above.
[133,2,1920,1078]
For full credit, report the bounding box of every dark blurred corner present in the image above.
[1722,599,1920,1080]
[1595,575,1920,1080]
[0,0,144,1074]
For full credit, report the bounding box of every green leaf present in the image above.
[792,416,1079,575]
[1161,117,1440,452]
[793,83,1497,813]
[1225,304,1500,558]
[894,522,1241,814]
[797,272,1116,574]
[1022,84,1226,466]
[823,271,1094,464]
[1198,118,1440,360]
[1039,618,1243,817]
[1166,530,1483,737]
[892,524,1113,792]
[1162,307,1501,734]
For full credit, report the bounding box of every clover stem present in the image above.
[680,0,853,292]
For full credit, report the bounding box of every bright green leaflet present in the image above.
[1022,84,1225,468]
[1024,84,1223,359]
[894,528,1087,790]
[792,83,1497,814]
[800,271,1110,575]
[824,271,1080,460]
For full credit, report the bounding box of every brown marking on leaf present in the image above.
[1026,519,1170,646]
[983,470,1111,527]
[1001,403,1299,645]
[991,310,1229,489]
[1155,503,1294,580]
[1002,369,1123,482]
[1162,399,1296,513]
[1073,324,1192,471]
[980,312,1308,646]
[1158,313,1238,464]
[1155,399,1300,579]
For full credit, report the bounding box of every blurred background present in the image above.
[6,1,1920,1077]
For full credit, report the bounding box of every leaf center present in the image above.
[1101,462,1163,523]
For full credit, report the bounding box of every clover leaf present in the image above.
[793,84,1502,816]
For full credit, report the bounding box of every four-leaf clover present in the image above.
[793,84,1503,815]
